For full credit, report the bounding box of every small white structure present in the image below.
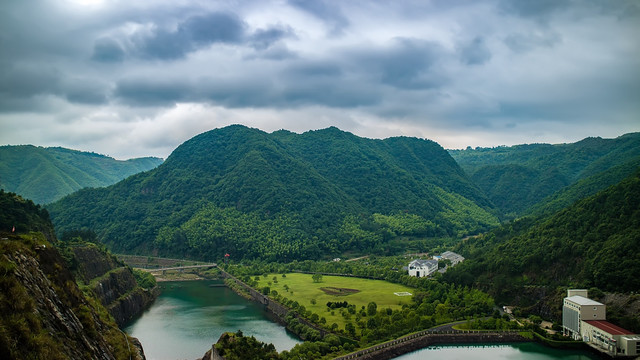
[407,259,438,277]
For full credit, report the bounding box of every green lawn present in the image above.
[254,273,415,331]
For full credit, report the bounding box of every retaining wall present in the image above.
[218,269,328,339]
[333,331,527,360]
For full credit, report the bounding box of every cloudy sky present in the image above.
[1,0,638,159]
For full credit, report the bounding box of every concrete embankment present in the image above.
[333,331,528,360]
[218,269,329,339]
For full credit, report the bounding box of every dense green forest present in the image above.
[0,189,55,241]
[0,145,163,204]
[444,169,640,299]
[449,133,640,218]
[47,125,498,261]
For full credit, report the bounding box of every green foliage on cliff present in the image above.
[214,331,279,360]
[0,145,162,204]
[449,133,640,218]
[48,125,498,261]
[132,269,156,290]
[0,189,54,240]
[0,233,137,359]
[445,169,640,299]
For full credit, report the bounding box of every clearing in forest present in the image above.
[254,273,414,329]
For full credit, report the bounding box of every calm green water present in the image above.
[395,342,601,360]
[124,280,301,360]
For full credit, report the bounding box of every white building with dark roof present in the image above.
[407,259,438,277]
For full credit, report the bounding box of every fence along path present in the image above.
[333,330,525,360]
[141,263,217,272]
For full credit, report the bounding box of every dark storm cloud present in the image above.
[249,25,295,50]
[1,0,639,159]
[278,61,381,107]
[498,0,571,20]
[0,65,61,99]
[111,34,450,110]
[459,37,491,66]
[356,38,448,90]
[92,37,125,63]
[114,78,193,106]
[133,12,247,60]
[503,31,562,53]
[63,79,110,104]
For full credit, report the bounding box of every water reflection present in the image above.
[394,342,600,360]
[124,280,301,360]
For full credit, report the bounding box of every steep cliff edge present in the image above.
[0,190,149,359]
[71,244,159,327]
[0,233,143,359]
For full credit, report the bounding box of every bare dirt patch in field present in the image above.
[320,287,361,296]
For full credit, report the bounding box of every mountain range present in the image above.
[0,145,163,205]
[449,133,640,218]
[46,125,499,261]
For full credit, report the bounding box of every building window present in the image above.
[593,307,597,310]
[593,314,597,317]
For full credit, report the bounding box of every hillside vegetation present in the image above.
[48,125,498,261]
[445,169,640,300]
[0,145,163,204]
[0,191,142,359]
[449,133,640,218]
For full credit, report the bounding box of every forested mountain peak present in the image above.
[47,125,498,261]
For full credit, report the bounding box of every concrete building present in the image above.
[440,251,465,265]
[582,320,640,357]
[562,289,639,357]
[407,259,438,277]
[563,291,606,340]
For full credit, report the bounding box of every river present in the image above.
[394,342,601,360]
[124,280,301,360]
[126,280,601,360]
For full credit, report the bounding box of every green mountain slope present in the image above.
[47,125,498,261]
[445,168,640,299]
[0,191,143,359]
[449,133,640,217]
[0,145,163,204]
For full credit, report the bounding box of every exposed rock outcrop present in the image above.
[0,234,142,359]
[73,245,159,327]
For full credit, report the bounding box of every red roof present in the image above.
[584,320,634,336]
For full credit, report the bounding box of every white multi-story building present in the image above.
[562,289,639,357]
[563,289,606,340]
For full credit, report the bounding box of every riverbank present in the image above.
[124,280,301,360]
[219,268,328,340]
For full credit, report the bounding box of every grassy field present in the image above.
[254,273,414,330]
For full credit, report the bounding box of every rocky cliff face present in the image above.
[0,234,143,359]
[73,245,158,327]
